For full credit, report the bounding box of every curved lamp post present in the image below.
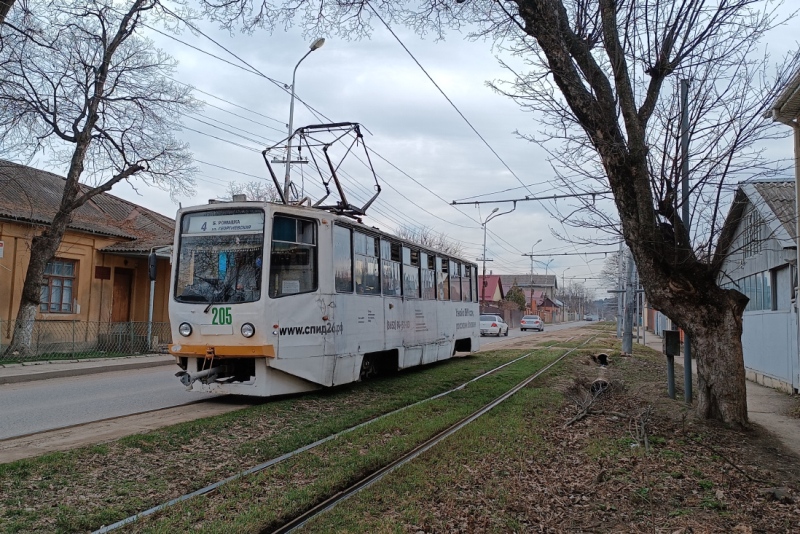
[284,38,325,201]
[479,206,515,309]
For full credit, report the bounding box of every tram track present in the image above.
[93,334,592,533]
[269,334,596,534]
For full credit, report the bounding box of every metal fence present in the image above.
[0,320,172,361]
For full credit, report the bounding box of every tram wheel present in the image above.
[360,356,378,380]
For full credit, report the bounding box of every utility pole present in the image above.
[622,250,635,355]
[522,239,542,313]
[616,241,624,338]
[681,78,693,404]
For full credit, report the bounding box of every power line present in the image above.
[451,191,612,205]
[366,4,536,198]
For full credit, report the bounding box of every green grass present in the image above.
[125,354,567,532]
[1,348,564,533]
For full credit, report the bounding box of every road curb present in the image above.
[0,358,175,385]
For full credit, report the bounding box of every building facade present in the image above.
[0,161,175,354]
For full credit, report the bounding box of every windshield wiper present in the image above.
[203,279,230,313]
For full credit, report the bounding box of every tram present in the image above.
[169,123,480,396]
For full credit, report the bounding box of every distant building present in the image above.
[477,274,505,310]
[498,274,561,321]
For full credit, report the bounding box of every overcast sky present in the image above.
[23,3,800,295]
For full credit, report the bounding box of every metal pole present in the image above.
[530,254,534,312]
[148,279,155,351]
[616,242,623,338]
[681,78,693,404]
[667,354,676,399]
[635,269,640,344]
[283,39,325,202]
[481,222,487,310]
[622,251,635,354]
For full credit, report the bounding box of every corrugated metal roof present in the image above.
[0,160,175,250]
[752,181,796,240]
[772,68,800,123]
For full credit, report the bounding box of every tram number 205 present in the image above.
[211,307,233,325]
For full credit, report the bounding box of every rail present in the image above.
[94,336,590,533]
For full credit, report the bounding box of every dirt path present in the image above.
[0,401,246,463]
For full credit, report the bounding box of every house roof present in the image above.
[716,180,796,265]
[752,181,796,242]
[0,160,175,253]
[499,274,558,290]
[478,275,504,301]
[771,67,800,124]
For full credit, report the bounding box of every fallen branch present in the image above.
[691,436,771,485]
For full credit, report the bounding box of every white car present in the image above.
[520,315,544,332]
[480,314,509,337]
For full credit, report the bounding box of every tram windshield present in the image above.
[174,209,265,304]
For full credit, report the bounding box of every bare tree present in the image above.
[395,225,465,257]
[0,0,197,356]
[195,0,795,425]
[226,180,281,202]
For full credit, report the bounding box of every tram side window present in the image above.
[450,260,462,301]
[403,247,420,298]
[354,232,380,295]
[381,240,402,296]
[334,225,353,293]
[436,257,450,300]
[269,215,317,298]
[463,264,472,301]
[421,252,436,300]
[473,266,479,302]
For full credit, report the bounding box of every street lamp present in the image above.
[479,206,515,309]
[284,37,326,201]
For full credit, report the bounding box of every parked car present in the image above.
[583,314,593,321]
[480,314,509,337]
[520,315,544,332]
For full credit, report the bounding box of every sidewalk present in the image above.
[638,331,800,459]
[0,353,174,385]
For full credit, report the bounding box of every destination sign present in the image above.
[185,212,264,234]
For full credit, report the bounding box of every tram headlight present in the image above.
[179,322,192,337]
[241,323,255,338]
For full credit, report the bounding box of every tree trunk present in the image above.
[690,293,749,424]
[636,248,750,427]
[3,216,72,357]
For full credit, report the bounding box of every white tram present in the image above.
[168,200,481,396]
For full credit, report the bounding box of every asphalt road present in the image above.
[1,321,590,440]
[0,366,205,440]
[480,320,589,347]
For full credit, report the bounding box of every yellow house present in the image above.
[0,161,175,353]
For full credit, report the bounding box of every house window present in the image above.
[41,259,76,313]
[742,208,762,258]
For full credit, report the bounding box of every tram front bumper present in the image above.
[169,344,276,358]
